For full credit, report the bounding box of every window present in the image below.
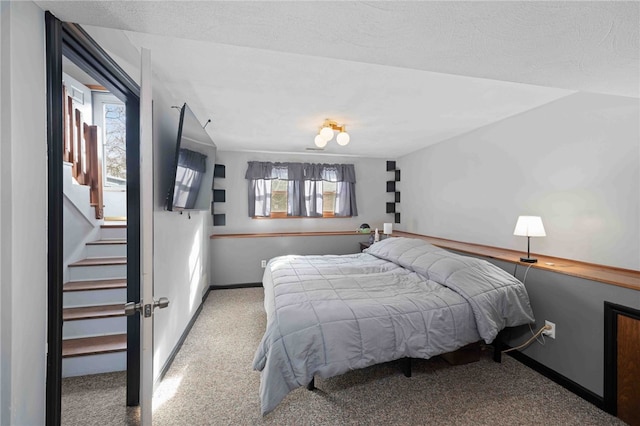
[92,92,126,188]
[270,179,288,218]
[245,162,357,218]
[322,181,337,217]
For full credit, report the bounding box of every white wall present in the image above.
[213,151,392,234]
[398,92,639,270]
[0,2,47,425]
[150,81,212,383]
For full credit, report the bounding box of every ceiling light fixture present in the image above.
[315,119,350,147]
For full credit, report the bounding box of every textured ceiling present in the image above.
[38,1,639,157]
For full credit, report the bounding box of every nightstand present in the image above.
[359,242,371,252]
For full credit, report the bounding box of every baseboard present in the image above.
[154,288,211,388]
[506,350,604,409]
[209,283,262,290]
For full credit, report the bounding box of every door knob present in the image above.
[124,297,169,318]
[124,301,143,316]
[154,297,169,310]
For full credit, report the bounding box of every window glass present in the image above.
[322,181,337,217]
[103,103,127,187]
[271,179,288,216]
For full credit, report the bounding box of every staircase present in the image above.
[62,222,128,377]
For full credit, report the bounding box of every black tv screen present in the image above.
[166,103,211,211]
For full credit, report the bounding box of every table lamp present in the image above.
[383,223,393,238]
[513,216,546,263]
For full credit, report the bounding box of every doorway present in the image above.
[45,14,141,425]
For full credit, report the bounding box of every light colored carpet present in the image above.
[62,287,624,425]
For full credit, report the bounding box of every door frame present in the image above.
[604,301,640,417]
[45,12,141,425]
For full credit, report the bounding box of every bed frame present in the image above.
[306,335,505,391]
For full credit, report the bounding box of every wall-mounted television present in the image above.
[166,103,214,211]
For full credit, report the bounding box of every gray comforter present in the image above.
[253,237,534,414]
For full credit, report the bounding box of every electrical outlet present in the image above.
[261,260,267,268]
[543,320,556,339]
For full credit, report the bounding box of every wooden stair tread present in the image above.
[69,257,127,267]
[86,239,127,245]
[64,278,126,292]
[62,334,127,357]
[101,224,127,229]
[63,304,125,320]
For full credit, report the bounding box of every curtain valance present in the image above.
[245,162,356,183]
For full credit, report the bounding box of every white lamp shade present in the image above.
[336,131,350,146]
[319,126,334,141]
[513,216,546,237]
[314,134,328,148]
[383,222,393,235]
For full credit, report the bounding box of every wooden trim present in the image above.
[210,230,639,290]
[211,231,367,239]
[253,215,352,219]
[85,84,107,92]
[604,302,640,418]
[394,231,640,291]
[506,350,604,409]
[85,123,103,219]
[105,216,127,221]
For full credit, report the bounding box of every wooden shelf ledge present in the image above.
[393,231,639,292]
[209,229,639,291]
[210,231,368,239]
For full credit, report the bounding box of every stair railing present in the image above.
[63,86,104,219]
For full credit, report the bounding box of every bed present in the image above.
[252,237,535,414]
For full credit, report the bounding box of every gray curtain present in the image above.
[245,161,357,217]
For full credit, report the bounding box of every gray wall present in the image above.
[210,151,392,285]
[211,234,368,285]
[396,90,640,399]
[0,2,47,424]
[498,258,640,397]
[398,92,639,270]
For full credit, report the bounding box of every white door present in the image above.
[124,47,167,426]
[139,46,155,426]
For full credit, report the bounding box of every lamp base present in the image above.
[520,257,538,263]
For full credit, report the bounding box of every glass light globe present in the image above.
[336,131,350,146]
[319,126,334,141]
[314,134,328,148]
